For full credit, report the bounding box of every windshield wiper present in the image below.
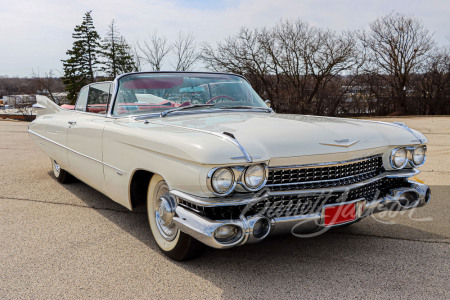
[217,106,273,112]
[160,104,215,117]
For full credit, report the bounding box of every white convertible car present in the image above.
[29,72,430,260]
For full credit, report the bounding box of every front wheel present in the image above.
[147,175,204,261]
[51,159,74,183]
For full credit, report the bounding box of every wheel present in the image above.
[147,175,204,261]
[51,159,74,183]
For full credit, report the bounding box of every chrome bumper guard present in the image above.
[172,180,430,249]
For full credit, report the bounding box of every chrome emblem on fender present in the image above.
[320,139,359,147]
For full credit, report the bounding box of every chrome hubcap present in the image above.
[155,194,177,241]
[54,161,61,175]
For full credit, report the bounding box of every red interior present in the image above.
[122,77,183,89]
[61,100,182,114]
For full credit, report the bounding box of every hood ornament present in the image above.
[320,139,359,147]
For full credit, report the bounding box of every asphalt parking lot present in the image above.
[0,117,449,299]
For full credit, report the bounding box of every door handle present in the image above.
[68,121,77,125]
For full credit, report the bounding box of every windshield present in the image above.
[112,73,267,116]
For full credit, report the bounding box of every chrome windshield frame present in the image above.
[106,71,259,118]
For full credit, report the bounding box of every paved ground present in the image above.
[0,117,449,299]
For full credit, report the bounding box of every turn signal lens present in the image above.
[252,218,270,239]
[214,225,241,243]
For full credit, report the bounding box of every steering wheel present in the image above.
[206,95,236,105]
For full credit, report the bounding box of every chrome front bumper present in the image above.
[172,180,431,249]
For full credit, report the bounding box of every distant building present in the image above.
[2,94,36,107]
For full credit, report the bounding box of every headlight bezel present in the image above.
[410,145,427,167]
[208,167,236,196]
[207,164,268,196]
[389,145,427,169]
[390,147,409,169]
[242,164,268,192]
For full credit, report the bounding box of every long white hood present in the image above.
[120,112,427,165]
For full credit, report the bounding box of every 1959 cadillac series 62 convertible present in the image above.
[29,72,430,260]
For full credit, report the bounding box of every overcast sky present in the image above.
[0,0,449,77]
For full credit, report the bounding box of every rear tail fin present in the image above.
[34,95,61,116]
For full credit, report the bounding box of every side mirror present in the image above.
[265,100,271,108]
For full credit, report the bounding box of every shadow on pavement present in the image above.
[57,179,450,298]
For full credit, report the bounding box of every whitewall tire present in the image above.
[51,159,73,183]
[147,174,203,260]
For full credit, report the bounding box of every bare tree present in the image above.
[414,48,450,114]
[131,43,142,72]
[137,30,172,71]
[268,20,360,114]
[202,27,279,104]
[32,70,64,104]
[172,32,200,71]
[361,12,434,114]
[202,20,359,114]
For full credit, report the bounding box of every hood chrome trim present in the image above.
[375,121,426,144]
[141,121,253,162]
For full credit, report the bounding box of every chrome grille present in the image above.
[267,155,383,189]
[179,177,409,221]
[252,177,408,218]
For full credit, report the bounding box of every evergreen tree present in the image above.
[62,11,101,103]
[101,20,136,78]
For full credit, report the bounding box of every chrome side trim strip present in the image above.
[172,190,269,207]
[137,121,253,163]
[268,155,381,170]
[28,129,126,175]
[172,169,420,207]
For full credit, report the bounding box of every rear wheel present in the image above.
[51,159,74,183]
[147,174,204,261]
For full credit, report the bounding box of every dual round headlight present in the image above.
[412,146,426,166]
[211,168,235,194]
[244,164,266,189]
[390,146,426,169]
[391,148,408,169]
[210,164,266,195]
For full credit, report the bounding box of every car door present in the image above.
[67,82,113,193]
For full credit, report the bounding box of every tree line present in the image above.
[202,13,449,116]
[62,11,449,115]
[0,74,65,102]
